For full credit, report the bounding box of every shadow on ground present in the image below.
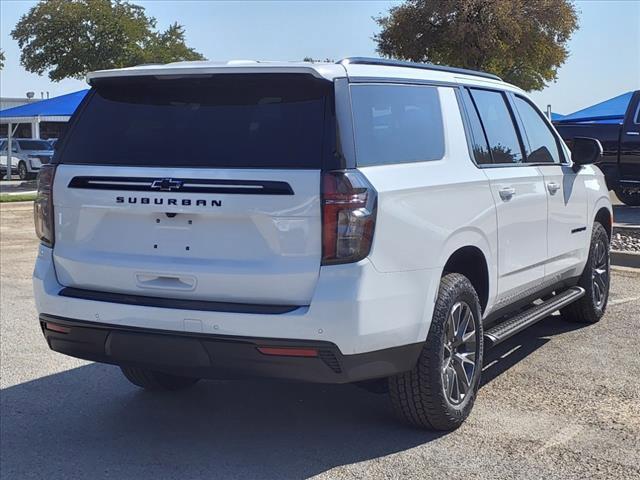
[0,314,586,479]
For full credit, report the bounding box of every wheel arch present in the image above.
[594,206,612,240]
[442,245,490,314]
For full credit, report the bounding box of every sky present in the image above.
[0,0,638,114]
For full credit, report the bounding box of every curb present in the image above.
[611,250,640,269]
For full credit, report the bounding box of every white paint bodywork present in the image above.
[33,60,611,356]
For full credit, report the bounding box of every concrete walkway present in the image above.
[0,179,37,195]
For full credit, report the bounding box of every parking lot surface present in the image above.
[1,201,639,480]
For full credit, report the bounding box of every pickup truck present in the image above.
[555,90,640,206]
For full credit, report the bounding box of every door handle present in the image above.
[498,186,516,201]
[547,182,561,195]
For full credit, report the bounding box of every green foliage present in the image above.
[11,0,205,81]
[0,193,37,203]
[375,0,578,91]
[0,49,5,69]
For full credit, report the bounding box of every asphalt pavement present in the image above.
[1,201,639,480]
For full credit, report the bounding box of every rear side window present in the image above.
[59,74,333,169]
[513,96,562,164]
[469,89,524,164]
[350,84,444,167]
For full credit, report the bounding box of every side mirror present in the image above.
[571,137,602,171]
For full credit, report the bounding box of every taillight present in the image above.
[321,170,377,265]
[33,164,56,247]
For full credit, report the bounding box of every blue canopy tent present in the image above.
[551,112,565,122]
[556,91,633,124]
[0,89,89,137]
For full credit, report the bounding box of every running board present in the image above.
[484,287,585,348]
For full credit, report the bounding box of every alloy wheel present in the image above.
[442,301,478,405]
[18,163,27,180]
[592,238,609,309]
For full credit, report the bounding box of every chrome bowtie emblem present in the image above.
[151,178,183,191]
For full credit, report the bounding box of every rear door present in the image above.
[465,88,548,303]
[619,92,640,184]
[52,73,334,306]
[511,94,589,280]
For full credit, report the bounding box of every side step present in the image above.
[484,287,585,348]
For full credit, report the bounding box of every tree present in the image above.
[375,0,578,91]
[11,0,205,81]
[0,49,4,70]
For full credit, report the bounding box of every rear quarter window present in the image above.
[350,84,445,167]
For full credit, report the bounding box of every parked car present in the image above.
[555,90,640,206]
[0,139,18,178]
[33,58,612,430]
[0,138,54,180]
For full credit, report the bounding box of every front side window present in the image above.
[350,84,445,167]
[513,96,562,164]
[469,89,524,164]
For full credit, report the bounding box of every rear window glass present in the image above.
[351,84,445,167]
[59,74,332,168]
[18,140,53,151]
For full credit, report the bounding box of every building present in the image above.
[0,90,88,139]
[0,96,40,111]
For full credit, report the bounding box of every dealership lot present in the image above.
[1,201,639,480]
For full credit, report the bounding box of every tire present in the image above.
[615,187,640,207]
[18,162,28,181]
[120,366,200,391]
[388,273,484,430]
[561,222,610,324]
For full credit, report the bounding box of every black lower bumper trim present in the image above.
[58,287,300,314]
[39,314,423,384]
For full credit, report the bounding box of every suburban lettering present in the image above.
[115,197,222,207]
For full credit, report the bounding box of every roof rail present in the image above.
[338,57,502,82]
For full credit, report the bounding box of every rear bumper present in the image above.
[34,245,439,356]
[40,314,423,383]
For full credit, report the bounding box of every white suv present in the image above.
[33,58,612,430]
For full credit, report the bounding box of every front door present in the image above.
[619,92,640,185]
[510,94,590,282]
[536,164,589,279]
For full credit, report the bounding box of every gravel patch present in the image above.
[612,227,640,253]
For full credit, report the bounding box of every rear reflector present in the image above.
[257,346,318,357]
[45,322,70,334]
